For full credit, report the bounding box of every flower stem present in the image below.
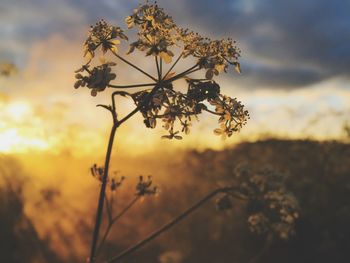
[95,196,140,259]
[89,123,118,263]
[162,53,183,80]
[116,84,160,127]
[167,64,200,83]
[108,83,156,89]
[110,50,157,82]
[155,56,161,80]
[106,187,234,263]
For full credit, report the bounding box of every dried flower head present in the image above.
[126,3,177,62]
[0,62,17,76]
[216,194,233,211]
[75,62,117,96]
[90,164,104,182]
[136,175,158,196]
[221,165,300,240]
[178,29,241,78]
[74,1,249,140]
[84,19,128,61]
[110,175,125,191]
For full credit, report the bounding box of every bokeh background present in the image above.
[0,1,349,263]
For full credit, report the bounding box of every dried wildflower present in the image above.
[219,165,300,240]
[178,28,241,77]
[110,175,125,191]
[136,175,158,196]
[211,95,250,138]
[247,212,269,235]
[75,1,248,138]
[75,62,116,96]
[181,120,191,135]
[161,127,182,140]
[77,2,251,261]
[126,3,177,62]
[0,62,17,76]
[216,194,233,211]
[91,164,104,182]
[84,19,128,61]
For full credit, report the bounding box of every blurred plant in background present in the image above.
[0,62,17,77]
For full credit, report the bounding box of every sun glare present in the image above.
[0,101,51,153]
[0,128,49,153]
[5,101,31,121]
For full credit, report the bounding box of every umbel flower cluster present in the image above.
[74,2,249,139]
[216,165,300,240]
[0,62,16,76]
[91,164,157,197]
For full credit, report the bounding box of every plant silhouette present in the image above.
[73,2,300,263]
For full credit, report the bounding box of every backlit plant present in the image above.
[74,2,252,262]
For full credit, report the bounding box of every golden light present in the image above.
[0,128,49,153]
[5,101,31,121]
[0,101,50,153]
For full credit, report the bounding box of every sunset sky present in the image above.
[0,0,349,155]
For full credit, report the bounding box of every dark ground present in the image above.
[1,139,349,263]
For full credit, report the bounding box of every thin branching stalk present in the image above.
[155,56,161,80]
[106,187,234,263]
[111,50,157,82]
[105,195,112,223]
[162,53,183,80]
[166,64,200,82]
[90,82,161,262]
[76,7,249,262]
[116,84,160,127]
[108,83,156,89]
[95,196,140,259]
[160,58,163,77]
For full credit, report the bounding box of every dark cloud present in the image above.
[0,0,135,64]
[237,61,326,88]
[168,0,350,88]
[1,0,349,88]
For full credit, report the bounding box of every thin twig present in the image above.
[160,58,163,78]
[116,84,160,127]
[162,53,183,80]
[108,83,156,89]
[106,187,234,263]
[166,64,200,83]
[95,196,140,259]
[96,105,117,123]
[110,50,157,82]
[155,56,161,80]
[203,108,222,116]
[105,195,112,223]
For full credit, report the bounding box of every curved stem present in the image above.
[116,84,160,127]
[106,187,234,263]
[89,123,118,263]
[203,108,222,116]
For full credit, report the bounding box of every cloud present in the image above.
[164,0,350,88]
[0,0,135,66]
[0,0,349,152]
[1,0,349,89]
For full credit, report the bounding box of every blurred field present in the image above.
[1,138,349,263]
